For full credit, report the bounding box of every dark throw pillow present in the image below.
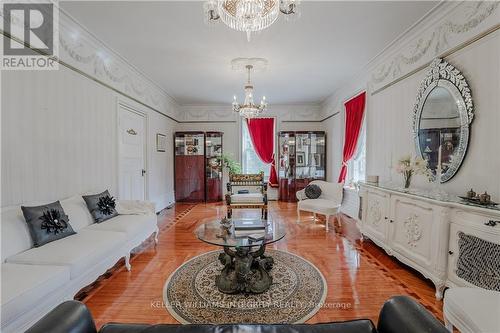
[305,184,322,199]
[21,201,76,247]
[83,190,118,223]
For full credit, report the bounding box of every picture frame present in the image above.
[296,152,305,166]
[156,133,167,152]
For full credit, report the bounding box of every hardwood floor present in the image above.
[79,201,444,329]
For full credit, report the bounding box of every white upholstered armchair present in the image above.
[296,180,343,232]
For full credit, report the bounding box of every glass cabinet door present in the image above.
[310,133,326,179]
[278,131,326,202]
[278,132,295,179]
[175,133,204,156]
[295,133,311,180]
[205,132,223,202]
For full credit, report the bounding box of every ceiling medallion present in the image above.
[231,58,268,119]
[204,0,300,41]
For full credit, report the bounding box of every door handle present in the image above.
[142,169,146,176]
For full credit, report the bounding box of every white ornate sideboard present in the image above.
[358,183,500,299]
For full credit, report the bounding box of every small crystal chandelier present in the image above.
[232,64,268,119]
[204,0,300,41]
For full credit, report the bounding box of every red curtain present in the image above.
[246,118,278,187]
[338,92,366,183]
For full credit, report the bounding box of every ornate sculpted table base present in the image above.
[216,245,274,294]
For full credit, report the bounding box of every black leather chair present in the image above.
[25,296,448,333]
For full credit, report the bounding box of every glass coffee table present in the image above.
[194,218,286,295]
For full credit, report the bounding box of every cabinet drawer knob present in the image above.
[448,251,454,255]
[390,219,394,223]
[384,216,388,220]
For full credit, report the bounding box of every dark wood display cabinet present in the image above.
[174,132,206,202]
[174,131,224,203]
[205,132,223,202]
[278,131,326,202]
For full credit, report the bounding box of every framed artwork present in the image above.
[156,133,167,152]
[296,152,305,166]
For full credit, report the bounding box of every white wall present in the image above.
[321,113,343,182]
[1,66,176,210]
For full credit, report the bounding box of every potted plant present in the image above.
[218,154,241,175]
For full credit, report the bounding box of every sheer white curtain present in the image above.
[241,120,270,178]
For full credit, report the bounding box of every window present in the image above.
[241,120,271,178]
[347,119,366,185]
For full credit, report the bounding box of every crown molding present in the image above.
[178,103,321,122]
[59,6,179,107]
[370,1,499,92]
[320,1,499,119]
[0,1,182,120]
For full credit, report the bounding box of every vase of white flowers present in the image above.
[395,155,431,189]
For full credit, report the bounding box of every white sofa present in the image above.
[0,194,159,333]
[296,180,343,232]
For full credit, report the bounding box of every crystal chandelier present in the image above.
[204,0,300,41]
[232,64,268,118]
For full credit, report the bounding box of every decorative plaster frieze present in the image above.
[371,1,499,91]
[179,104,321,122]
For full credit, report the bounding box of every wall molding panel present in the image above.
[371,2,499,92]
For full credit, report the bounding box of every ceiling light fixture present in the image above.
[232,63,267,119]
[204,0,300,41]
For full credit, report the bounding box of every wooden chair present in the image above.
[225,172,268,219]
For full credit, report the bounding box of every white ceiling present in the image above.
[60,1,437,105]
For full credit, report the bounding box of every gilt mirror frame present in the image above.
[412,58,474,183]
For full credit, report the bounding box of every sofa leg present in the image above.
[325,215,330,232]
[125,254,131,271]
[313,213,317,223]
[296,208,301,223]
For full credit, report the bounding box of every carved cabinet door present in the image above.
[363,189,390,246]
[388,196,437,270]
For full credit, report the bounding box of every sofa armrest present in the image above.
[99,323,150,333]
[377,296,448,333]
[296,189,307,201]
[25,300,97,333]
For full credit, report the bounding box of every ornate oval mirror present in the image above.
[412,58,474,183]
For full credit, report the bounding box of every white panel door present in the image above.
[118,104,146,200]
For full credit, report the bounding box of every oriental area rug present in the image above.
[163,249,327,324]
